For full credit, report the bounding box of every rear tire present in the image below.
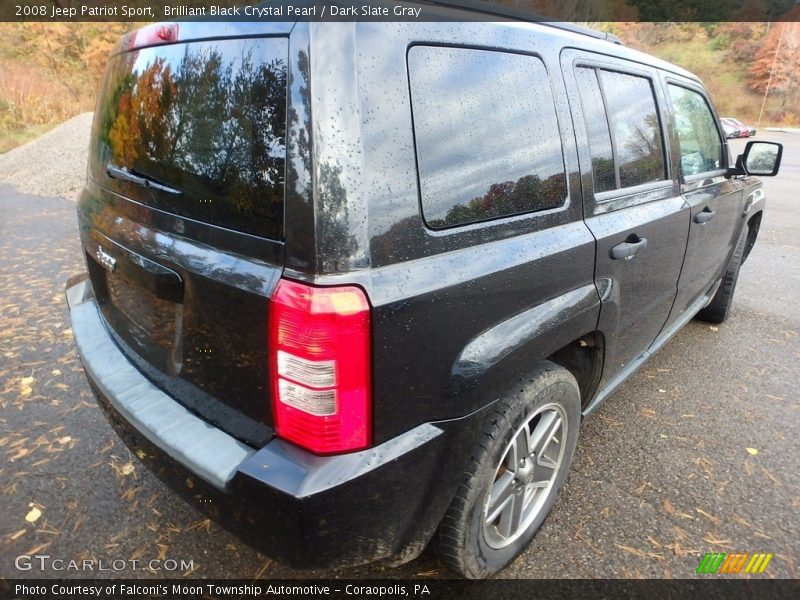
[696,225,748,324]
[434,361,581,579]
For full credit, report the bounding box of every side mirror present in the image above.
[738,141,783,176]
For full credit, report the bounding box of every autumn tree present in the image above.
[748,10,800,120]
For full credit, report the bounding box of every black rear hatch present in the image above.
[80,31,289,447]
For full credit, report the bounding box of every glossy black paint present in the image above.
[72,17,774,569]
[90,372,493,568]
[78,179,281,446]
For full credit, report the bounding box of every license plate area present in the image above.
[87,252,181,373]
[106,270,177,351]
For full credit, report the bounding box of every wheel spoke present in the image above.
[530,462,555,487]
[500,490,525,538]
[482,403,570,550]
[529,411,561,456]
[505,422,531,471]
[485,471,515,525]
[537,452,558,471]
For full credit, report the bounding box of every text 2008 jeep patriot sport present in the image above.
[65,5,783,578]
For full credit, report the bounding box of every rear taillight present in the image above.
[269,279,371,454]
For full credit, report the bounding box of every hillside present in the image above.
[0,21,798,154]
[0,23,133,153]
[607,21,799,126]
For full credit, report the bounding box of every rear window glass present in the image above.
[93,38,287,239]
[408,46,566,229]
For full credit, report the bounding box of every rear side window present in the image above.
[575,66,666,192]
[93,38,287,239]
[408,46,566,229]
[667,85,722,176]
[574,67,615,193]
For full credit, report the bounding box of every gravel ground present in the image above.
[0,113,93,200]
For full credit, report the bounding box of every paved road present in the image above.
[0,134,797,580]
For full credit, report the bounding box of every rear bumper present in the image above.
[66,275,479,568]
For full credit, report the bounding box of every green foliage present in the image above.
[709,34,731,51]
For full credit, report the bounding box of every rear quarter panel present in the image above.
[292,22,601,443]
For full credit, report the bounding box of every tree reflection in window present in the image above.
[598,70,666,189]
[429,172,567,229]
[408,46,566,230]
[96,39,287,239]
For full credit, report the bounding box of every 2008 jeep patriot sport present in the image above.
[65,4,783,578]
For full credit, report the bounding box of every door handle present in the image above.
[694,207,716,224]
[610,236,648,260]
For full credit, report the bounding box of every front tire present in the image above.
[696,225,749,324]
[434,361,581,579]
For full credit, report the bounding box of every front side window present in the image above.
[668,85,722,176]
[408,46,566,229]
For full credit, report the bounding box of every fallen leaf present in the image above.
[121,463,135,476]
[702,533,734,548]
[696,508,721,525]
[663,498,695,520]
[9,448,30,461]
[51,370,61,376]
[746,447,759,456]
[20,377,34,386]
[57,436,72,445]
[616,544,664,560]
[25,507,42,523]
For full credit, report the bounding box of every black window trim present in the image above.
[571,57,674,206]
[663,77,729,183]
[407,42,571,233]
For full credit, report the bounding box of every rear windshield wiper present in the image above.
[106,164,182,195]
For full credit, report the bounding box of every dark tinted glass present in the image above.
[575,67,615,193]
[408,46,566,229]
[668,85,722,176]
[599,70,666,189]
[93,38,287,239]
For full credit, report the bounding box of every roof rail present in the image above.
[416,0,623,45]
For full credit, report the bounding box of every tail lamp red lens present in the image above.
[269,279,371,454]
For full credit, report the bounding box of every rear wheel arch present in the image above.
[434,360,582,578]
[546,331,604,410]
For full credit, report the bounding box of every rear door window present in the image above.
[575,66,667,193]
[574,67,615,193]
[598,70,666,189]
[408,46,566,229]
[93,38,288,239]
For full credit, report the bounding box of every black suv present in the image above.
[66,9,782,578]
